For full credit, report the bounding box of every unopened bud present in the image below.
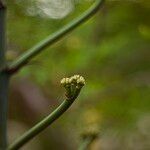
[60,78,66,86]
[77,76,85,87]
[60,74,85,100]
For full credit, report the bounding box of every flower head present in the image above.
[60,75,85,100]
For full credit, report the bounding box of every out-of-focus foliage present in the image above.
[7,0,150,150]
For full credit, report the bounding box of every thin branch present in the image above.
[7,0,104,74]
[8,75,85,150]
[8,100,74,150]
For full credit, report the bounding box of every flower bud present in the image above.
[60,78,66,86]
[60,74,85,100]
[77,76,85,87]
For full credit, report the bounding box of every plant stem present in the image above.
[0,1,5,66]
[78,137,93,150]
[7,0,104,74]
[0,1,9,150]
[8,99,76,150]
[0,73,9,150]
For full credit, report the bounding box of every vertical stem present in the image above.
[0,1,5,65]
[0,73,9,150]
[0,1,9,150]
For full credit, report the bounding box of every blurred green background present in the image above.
[7,0,150,150]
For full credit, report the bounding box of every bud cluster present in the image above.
[60,75,85,100]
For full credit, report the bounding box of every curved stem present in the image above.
[8,99,75,150]
[7,0,104,74]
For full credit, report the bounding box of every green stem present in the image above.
[78,137,93,150]
[0,1,9,150]
[8,99,76,150]
[7,0,104,74]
